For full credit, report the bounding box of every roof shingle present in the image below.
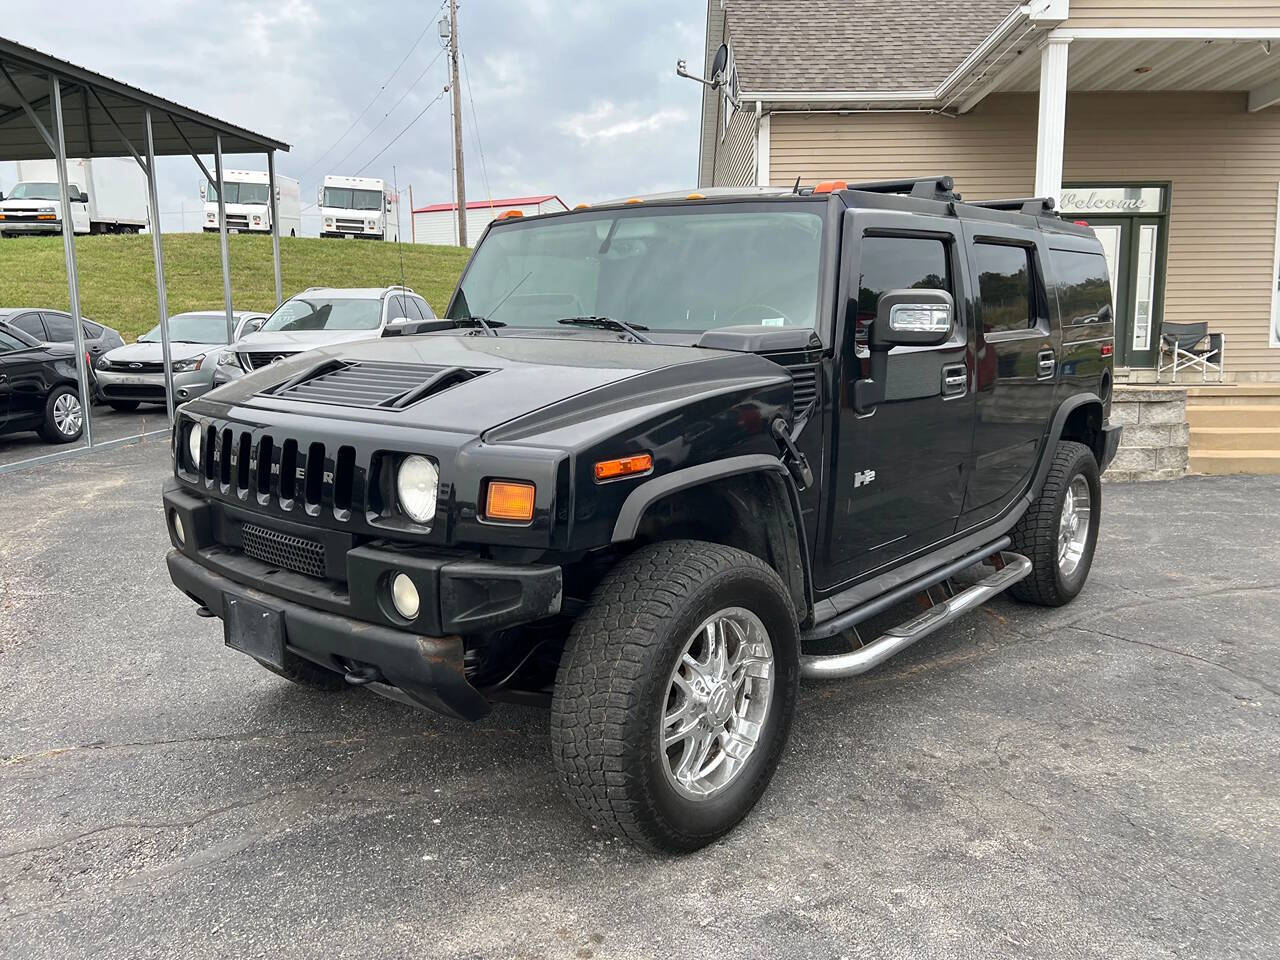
[726,0,1020,94]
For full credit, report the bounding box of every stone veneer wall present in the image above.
[1105,386,1189,482]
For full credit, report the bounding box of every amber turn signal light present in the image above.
[485,480,536,522]
[496,209,523,220]
[594,453,653,483]
[812,180,848,194]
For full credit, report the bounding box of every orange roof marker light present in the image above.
[496,209,523,220]
[813,180,848,194]
[485,480,536,523]
[594,453,654,483]
[625,197,645,205]
[574,203,591,210]
[686,193,706,200]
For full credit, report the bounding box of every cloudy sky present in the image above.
[1,0,706,236]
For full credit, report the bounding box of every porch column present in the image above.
[1034,36,1071,205]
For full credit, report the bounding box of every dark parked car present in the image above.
[162,176,1120,852]
[0,308,125,370]
[0,325,90,443]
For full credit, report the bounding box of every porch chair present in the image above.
[1157,321,1224,383]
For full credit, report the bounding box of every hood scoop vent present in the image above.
[270,359,492,409]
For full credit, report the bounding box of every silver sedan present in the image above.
[94,311,267,410]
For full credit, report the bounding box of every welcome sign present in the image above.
[1059,186,1166,216]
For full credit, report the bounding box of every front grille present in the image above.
[193,419,365,522]
[241,521,326,578]
[787,362,819,412]
[108,359,164,373]
[226,215,250,228]
[103,383,165,400]
[240,351,297,371]
[336,218,365,230]
[271,360,490,409]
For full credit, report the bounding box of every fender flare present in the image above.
[1034,392,1104,496]
[611,454,814,620]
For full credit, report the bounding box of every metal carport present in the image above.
[0,36,290,473]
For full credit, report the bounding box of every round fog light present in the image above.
[391,573,420,620]
[171,511,185,546]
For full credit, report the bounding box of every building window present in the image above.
[1272,182,1280,348]
[974,242,1038,335]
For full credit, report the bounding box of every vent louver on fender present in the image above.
[269,360,492,409]
[787,362,819,412]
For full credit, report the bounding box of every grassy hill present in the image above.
[0,233,471,342]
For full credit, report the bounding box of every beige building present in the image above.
[697,0,1280,383]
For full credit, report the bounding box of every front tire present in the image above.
[551,540,799,853]
[1008,440,1101,606]
[38,385,84,443]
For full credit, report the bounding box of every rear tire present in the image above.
[107,399,140,412]
[551,540,799,853]
[37,385,84,443]
[1008,440,1101,607]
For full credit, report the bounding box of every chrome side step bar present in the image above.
[799,552,1032,680]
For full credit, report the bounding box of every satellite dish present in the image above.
[710,43,729,84]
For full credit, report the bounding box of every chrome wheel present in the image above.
[53,392,83,437]
[1058,475,1092,576]
[661,607,775,801]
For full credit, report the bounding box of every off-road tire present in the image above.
[1008,440,1100,606]
[551,540,800,853]
[37,385,84,443]
[107,399,139,412]
[261,651,349,692]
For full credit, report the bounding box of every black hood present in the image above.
[200,332,792,441]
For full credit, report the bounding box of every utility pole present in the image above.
[447,0,467,247]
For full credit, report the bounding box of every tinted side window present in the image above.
[1052,249,1112,325]
[42,312,77,340]
[855,235,952,343]
[412,297,435,319]
[386,295,410,322]
[9,312,45,339]
[0,330,27,352]
[975,243,1038,335]
[83,321,104,337]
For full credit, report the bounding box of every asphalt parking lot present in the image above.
[0,405,167,468]
[1,438,1277,959]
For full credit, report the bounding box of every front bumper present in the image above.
[162,480,563,719]
[96,367,214,403]
[0,219,61,234]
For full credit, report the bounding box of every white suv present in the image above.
[216,286,434,379]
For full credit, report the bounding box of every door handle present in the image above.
[1037,349,1056,380]
[941,362,967,398]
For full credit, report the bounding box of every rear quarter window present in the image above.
[1052,249,1113,325]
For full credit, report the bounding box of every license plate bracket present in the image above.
[224,595,286,669]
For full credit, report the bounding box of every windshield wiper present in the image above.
[556,316,653,344]
[452,315,506,337]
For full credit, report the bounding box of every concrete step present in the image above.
[1186,404,1280,429]
[1183,384,1280,406]
[1190,426,1280,451]
[1190,450,1280,475]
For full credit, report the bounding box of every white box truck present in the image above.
[0,158,147,235]
[318,175,400,241]
[202,169,301,237]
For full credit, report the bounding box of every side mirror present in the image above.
[78,191,89,204]
[871,289,954,349]
[317,187,325,206]
[240,318,265,336]
[854,288,955,415]
[199,182,206,201]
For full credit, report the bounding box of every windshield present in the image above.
[322,187,383,211]
[138,313,231,344]
[449,206,825,333]
[207,181,270,205]
[260,297,383,332]
[8,182,62,200]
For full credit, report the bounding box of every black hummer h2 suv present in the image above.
[163,176,1120,852]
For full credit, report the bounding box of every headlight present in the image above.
[396,455,439,524]
[366,220,376,229]
[207,213,215,222]
[96,355,111,370]
[171,354,206,372]
[217,350,239,367]
[39,206,55,213]
[186,422,202,470]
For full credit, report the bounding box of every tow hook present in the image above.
[771,418,813,490]
[343,664,383,686]
[195,605,215,619]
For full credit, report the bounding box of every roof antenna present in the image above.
[791,176,801,194]
[392,164,407,293]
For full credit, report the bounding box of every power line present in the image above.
[298,0,448,183]
[354,86,450,177]
[460,51,493,211]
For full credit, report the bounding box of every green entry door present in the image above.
[1085,216,1165,369]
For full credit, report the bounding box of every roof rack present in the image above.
[845,176,958,202]
[969,196,1058,217]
